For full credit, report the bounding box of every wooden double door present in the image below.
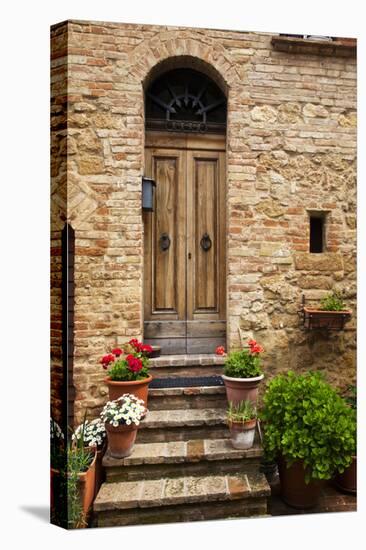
[143,132,226,354]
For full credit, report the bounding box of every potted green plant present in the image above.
[101,393,147,458]
[334,384,357,494]
[261,371,356,509]
[67,440,96,528]
[302,290,351,330]
[72,417,107,498]
[227,400,257,450]
[221,340,264,405]
[101,339,153,405]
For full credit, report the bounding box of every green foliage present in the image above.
[320,290,346,311]
[227,400,257,423]
[261,371,356,483]
[109,356,149,381]
[224,349,263,378]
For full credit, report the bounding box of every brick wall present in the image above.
[50,21,356,422]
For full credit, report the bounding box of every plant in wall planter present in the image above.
[72,418,107,498]
[221,340,264,405]
[302,290,352,330]
[261,371,356,509]
[227,400,257,450]
[101,393,147,459]
[100,339,153,405]
[334,384,357,494]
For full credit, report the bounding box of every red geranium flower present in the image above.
[248,340,264,354]
[141,344,153,353]
[99,353,115,369]
[215,345,225,356]
[111,348,123,357]
[126,354,143,373]
[129,339,144,352]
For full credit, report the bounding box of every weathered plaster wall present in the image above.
[50,21,356,422]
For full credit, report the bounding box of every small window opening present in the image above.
[309,214,325,253]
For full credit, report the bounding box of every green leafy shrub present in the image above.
[261,371,356,482]
[227,400,257,423]
[320,290,346,311]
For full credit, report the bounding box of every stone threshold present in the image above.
[94,472,270,512]
[149,353,225,368]
[103,438,262,467]
[140,408,226,429]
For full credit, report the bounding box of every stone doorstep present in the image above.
[149,385,226,397]
[149,354,226,368]
[140,408,227,429]
[103,438,263,468]
[94,472,270,512]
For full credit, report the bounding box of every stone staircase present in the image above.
[93,354,270,527]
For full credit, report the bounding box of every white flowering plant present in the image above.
[72,418,106,449]
[51,418,66,470]
[100,394,147,428]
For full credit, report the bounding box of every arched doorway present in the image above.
[143,67,227,354]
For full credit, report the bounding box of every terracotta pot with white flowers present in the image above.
[100,339,153,406]
[101,394,147,458]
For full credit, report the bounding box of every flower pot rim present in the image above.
[104,374,153,386]
[222,373,264,383]
[228,418,257,429]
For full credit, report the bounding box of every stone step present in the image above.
[148,385,227,410]
[103,437,263,482]
[149,353,225,378]
[137,408,229,443]
[93,472,270,527]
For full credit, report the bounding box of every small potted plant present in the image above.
[302,290,352,330]
[72,418,107,498]
[101,393,147,458]
[221,340,264,405]
[334,384,357,494]
[100,339,153,404]
[227,400,257,450]
[261,371,356,509]
[67,439,97,528]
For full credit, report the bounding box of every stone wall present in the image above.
[50,21,356,422]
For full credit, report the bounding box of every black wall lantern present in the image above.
[142,176,156,212]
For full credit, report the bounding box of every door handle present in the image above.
[159,233,171,251]
[200,233,212,252]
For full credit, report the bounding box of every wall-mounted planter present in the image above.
[301,307,352,330]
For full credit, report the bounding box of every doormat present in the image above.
[150,375,224,388]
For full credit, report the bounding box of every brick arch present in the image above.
[126,30,239,90]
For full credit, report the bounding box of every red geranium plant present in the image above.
[223,339,264,379]
[99,339,152,381]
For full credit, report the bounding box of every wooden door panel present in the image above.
[144,149,186,321]
[187,150,226,321]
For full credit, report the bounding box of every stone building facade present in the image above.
[51,20,357,424]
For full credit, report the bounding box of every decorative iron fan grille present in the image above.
[145,68,227,134]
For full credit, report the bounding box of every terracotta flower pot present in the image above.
[302,307,351,330]
[78,449,97,516]
[334,455,357,494]
[278,457,323,509]
[88,442,107,499]
[105,423,138,458]
[104,375,153,406]
[222,374,264,406]
[228,418,257,450]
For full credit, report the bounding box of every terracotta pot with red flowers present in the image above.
[100,340,153,406]
[222,340,264,406]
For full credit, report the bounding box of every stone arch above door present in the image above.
[126,29,240,90]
